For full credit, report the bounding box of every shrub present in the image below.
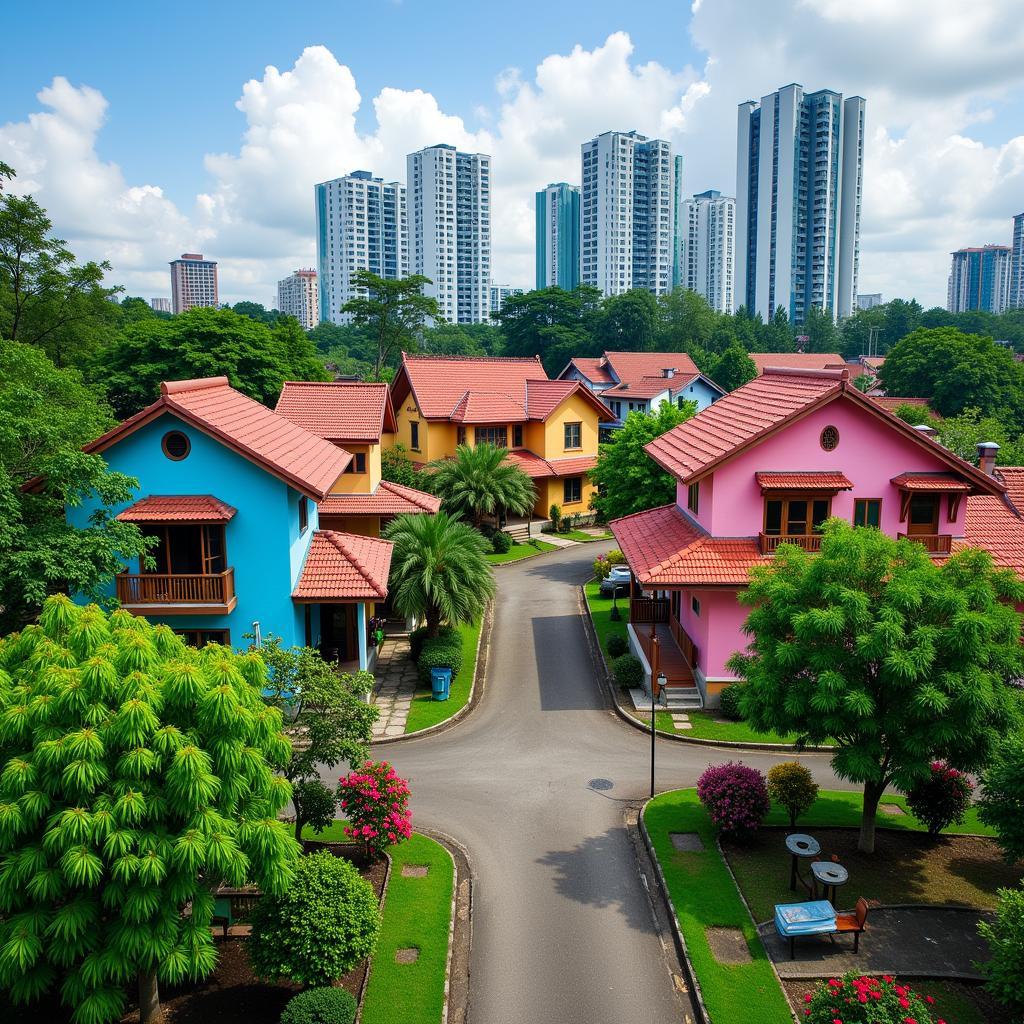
[280,987,357,1024]
[980,886,1024,1019]
[549,503,561,531]
[767,762,819,827]
[491,531,512,554]
[978,734,1024,861]
[409,624,454,664]
[417,631,464,687]
[802,973,937,1024]
[249,852,381,987]
[905,760,974,836]
[337,760,413,858]
[697,761,770,839]
[607,634,628,658]
[612,653,644,689]
[718,683,746,721]
[294,779,338,838]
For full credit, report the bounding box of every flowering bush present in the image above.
[905,761,974,836]
[803,973,941,1024]
[337,760,413,857]
[696,761,770,839]
[593,548,626,579]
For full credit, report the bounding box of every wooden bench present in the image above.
[834,897,869,953]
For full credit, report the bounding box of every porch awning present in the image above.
[755,472,853,492]
[116,494,237,524]
[292,530,393,602]
[890,473,971,492]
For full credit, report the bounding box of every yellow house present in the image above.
[388,354,614,519]
[275,381,440,538]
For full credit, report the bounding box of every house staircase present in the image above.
[502,518,552,543]
[661,684,703,710]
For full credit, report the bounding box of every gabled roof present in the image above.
[958,468,1024,579]
[84,377,352,501]
[450,391,527,424]
[526,379,612,420]
[755,472,853,491]
[318,480,441,516]
[503,450,597,479]
[749,352,846,375]
[564,357,614,384]
[116,495,237,523]
[292,530,393,601]
[604,374,700,399]
[644,367,1004,496]
[610,503,769,586]
[604,351,701,381]
[275,382,396,442]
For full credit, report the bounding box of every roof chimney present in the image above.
[978,441,1000,476]
[913,423,938,439]
[662,367,675,379]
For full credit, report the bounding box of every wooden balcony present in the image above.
[634,620,698,691]
[116,568,237,615]
[630,596,670,624]
[898,533,953,555]
[759,532,823,554]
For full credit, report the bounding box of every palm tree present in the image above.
[383,512,496,637]
[428,443,536,528]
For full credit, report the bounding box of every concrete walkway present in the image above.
[370,636,417,739]
[536,531,579,548]
[759,906,991,979]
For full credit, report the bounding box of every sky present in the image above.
[2,0,1023,310]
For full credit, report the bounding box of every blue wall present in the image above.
[67,411,316,649]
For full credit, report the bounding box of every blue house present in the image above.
[67,376,393,670]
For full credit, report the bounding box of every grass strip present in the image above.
[485,539,556,564]
[404,617,482,734]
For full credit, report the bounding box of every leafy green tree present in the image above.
[341,270,439,379]
[757,306,795,352]
[596,288,659,351]
[0,596,300,1023]
[421,321,504,357]
[732,521,1024,853]
[801,304,841,353]
[978,736,1024,861]
[656,288,717,352]
[710,345,757,392]
[255,635,377,839]
[383,511,496,638]
[978,885,1024,1019]
[0,341,152,633]
[94,307,330,417]
[493,285,602,371]
[381,442,422,489]
[427,443,536,528]
[307,320,370,355]
[590,403,694,522]
[890,403,936,427]
[231,300,279,325]
[932,407,1024,464]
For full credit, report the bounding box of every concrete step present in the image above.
[663,687,703,710]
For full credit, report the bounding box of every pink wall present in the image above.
[679,397,969,539]
[677,586,751,681]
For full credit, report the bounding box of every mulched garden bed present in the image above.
[0,845,387,1024]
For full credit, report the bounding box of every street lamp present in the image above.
[651,670,666,799]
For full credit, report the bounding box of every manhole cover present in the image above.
[706,927,752,964]
[588,778,614,791]
[395,947,420,964]
[402,864,430,877]
[670,832,704,852]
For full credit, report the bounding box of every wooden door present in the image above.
[906,494,939,536]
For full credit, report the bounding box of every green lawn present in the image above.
[360,833,455,1024]
[301,819,352,843]
[404,617,483,734]
[551,528,614,542]
[485,539,556,564]
[584,579,629,658]
[654,709,804,745]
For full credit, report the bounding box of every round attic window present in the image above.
[162,430,190,461]
[819,425,840,452]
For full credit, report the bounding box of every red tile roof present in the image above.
[755,472,853,491]
[275,382,396,441]
[891,473,972,492]
[116,494,237,523]
[85,377,351,501]
[870,396,938,417]
[318,480,440,516]
[504,449,596,479]
[610,503,769,586]
[749,353,846,375]
[958,468,1024,578]
[604,374,700,399]
[451,391,526,424]
[603,351,700,381]
[526,379,601,420]
[567,357,614,384]
[292,530,393,601]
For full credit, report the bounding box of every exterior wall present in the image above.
[674,586,749,702]
[330,444,380,494]
[538,476,596,519]
[392,394,429,464]
[536,183,581,290]
[541,393,600,460]
[319,514,381,538]
[674,378,721,413]
[682,190,736,314]
[66,412,313,649]
[169,254,218,314]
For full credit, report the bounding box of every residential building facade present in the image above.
[581,131,676,297]
[736,85,866,321]
[1007,214,1024,309]
[681,190,736,314]
[408,144,491,324]
[610,366,1009,708]
[277,268,320,330]
[535,182,581,290]
[169,253,218,314]
[489,284,524,315]
[315,170,408,326]
[150,297,171,313]
[856,292,883,310]
[389,354,613,519]
[947,245,1011,314]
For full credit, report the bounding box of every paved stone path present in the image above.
[370,637,417,739]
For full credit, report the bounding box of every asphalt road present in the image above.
[360,545,854,1024]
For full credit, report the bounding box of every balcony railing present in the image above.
[116,568,235,608]
[630,597,670,624]
[759,533,823,554]
[897,533,953,554]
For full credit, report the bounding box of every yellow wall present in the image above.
[541,393,600,459]
[392,395,430,464]
[331,444,381,495]
[537,476,596,518]
[318,513,381,538]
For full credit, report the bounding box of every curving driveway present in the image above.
[356,545,854,1023]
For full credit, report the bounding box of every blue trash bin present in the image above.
[430,666,452,701]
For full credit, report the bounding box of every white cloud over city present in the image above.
[2,0,1023,309]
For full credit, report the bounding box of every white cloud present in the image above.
[2,5,1023,310]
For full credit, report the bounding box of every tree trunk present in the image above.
[425,605,441,639]
[858,780,886,854]
[138,968,161,1023]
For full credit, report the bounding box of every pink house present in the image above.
[610,366,1011,708]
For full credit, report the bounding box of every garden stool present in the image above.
[785,833,821,894]
[811,861,849,907]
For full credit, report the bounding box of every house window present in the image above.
[346,453,367,474]
[564,422,582,449]
[610,400,622,418]
[763,496,831,537]
[474,426,508,447]
[161,430,190,461]
[691,596,701,616]
[174,629,230,648]
[457,426,466,446]
[687,481,700,514]
[853,499,881,528]
[410,421,420,451]
[512,424,523,447]
[819,425,840,451]
[563,476,582,504]
[298,496,309,533]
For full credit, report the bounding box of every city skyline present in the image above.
[2,3,1023,309]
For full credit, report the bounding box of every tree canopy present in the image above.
[427,443,536,528]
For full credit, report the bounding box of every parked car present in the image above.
[600,565,632,595]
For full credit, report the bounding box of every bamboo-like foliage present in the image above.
[0,594,301,1023]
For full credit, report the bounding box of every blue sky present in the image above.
[2,0,1023,308]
